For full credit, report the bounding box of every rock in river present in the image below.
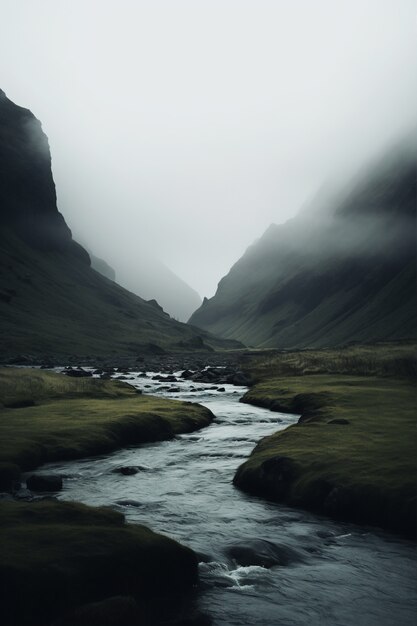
[26,474,63,492]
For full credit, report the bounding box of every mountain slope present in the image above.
[0,89,240,357]
[189,139,417,348]
[113,255,201,322]
[82,242,201,322]
[89,252,116,282]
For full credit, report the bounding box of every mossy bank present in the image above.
[0,499,198,626]
[0,367,214,487]
[0,368,213,625]
[234,346,417,537]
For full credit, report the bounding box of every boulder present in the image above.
[64,368,92,378]
[225,538,304,568]
[112,465,148,475]
[26,474,63,492]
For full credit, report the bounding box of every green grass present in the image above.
[0,499,197,625]
[234,346,417,535]
[243,342,417,381]
[0,368,214,485]
[0,368,209,624]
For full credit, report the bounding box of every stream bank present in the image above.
[38,368,417,626]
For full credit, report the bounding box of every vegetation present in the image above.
[242,342,416,381]
[234,344,417,536]
[0,499,197,625]
[0,368,213,624]
[0,367,214,486]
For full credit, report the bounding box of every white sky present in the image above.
[1,0,416,297]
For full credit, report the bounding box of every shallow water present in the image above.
[40,371,417,625]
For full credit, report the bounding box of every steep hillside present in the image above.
[0,89,240,358]
[190,139,417,348]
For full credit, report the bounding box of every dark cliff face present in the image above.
[0,89,88,261]
[0,90,239,356]
[189,138,417,348]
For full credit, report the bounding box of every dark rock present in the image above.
[14,487,33,499]
[227,371,252,386]
[167,387,181,393]
[254,455,299,500]
[217,387,225,392]
[225,538,304,568]
[152,374,177,382]
[26,474,63,492]
[181,369,194,379]
[64,368,92,378]
[116,499,142,507]
[112,466,144,476]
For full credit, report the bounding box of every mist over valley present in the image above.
[0,3,416,626]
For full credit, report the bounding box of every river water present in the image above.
[39,370,417,626]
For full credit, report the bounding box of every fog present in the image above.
[0,0,416,301]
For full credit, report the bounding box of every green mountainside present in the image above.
[189,139,417,348]
[0,89,239,358]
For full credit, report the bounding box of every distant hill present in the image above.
[89,253,116,282]
[82,244,201,322]
[189,138,417,348]
[114,256,202,322]
[0,89,241,358]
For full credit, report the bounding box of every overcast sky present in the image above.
[1,0,416,298]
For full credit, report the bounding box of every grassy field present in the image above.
[0,499,197,625]
[242,342,417,380]
[234,344,417,536]
[0,367,214,487]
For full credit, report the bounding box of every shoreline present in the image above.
[0,367,214,626]
[234,373,416,538]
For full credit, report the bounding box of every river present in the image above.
[37,369,417,626]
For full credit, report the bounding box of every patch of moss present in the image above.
[234,369,416,536]
[0,368,214,478]
[0,500,198,626]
